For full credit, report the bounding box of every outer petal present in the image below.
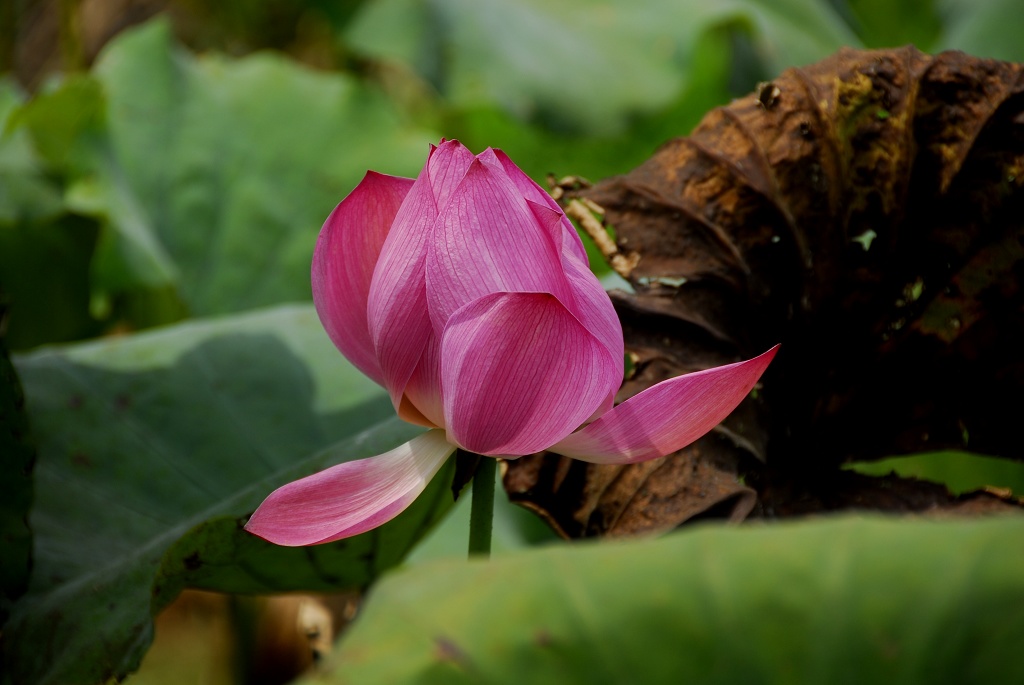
[425,159,574,333]
[399,333,445,428]
[244,430,456,546]
[550,346,779,464]
[485,147,588,263]
[537,199,624,400]
[368,142,475,411]
[560,250,623,418]
[441,292,621,456]
[524,199,624,418]
[312,171,413,385]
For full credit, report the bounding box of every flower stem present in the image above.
[468,456,496,558]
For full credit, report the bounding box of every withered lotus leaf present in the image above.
[505,47,1024,538]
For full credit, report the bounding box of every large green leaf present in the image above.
[321,516,1024,684]
[346,0,858,136]
[89,18,436,314]
[2,305,456,685]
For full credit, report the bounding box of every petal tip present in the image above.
[550,345,779,465]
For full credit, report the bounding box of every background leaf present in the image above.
[845,451,1024,497]
[0,78,105,348]
[346,0,857,137]
[937,0,1024,61]
[0,79,63,224]
[319,516,1024,685]
[0,18,442,348]
[10,72,184,300]
[91,19,436,315]
[843,0,944,50]
[2,305,456,685]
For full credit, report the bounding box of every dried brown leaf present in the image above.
[506,47,1024,537]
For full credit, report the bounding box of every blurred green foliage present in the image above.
[16,19,1014,486]
[2,0,1022,350]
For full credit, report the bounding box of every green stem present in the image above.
[467,456,496,558]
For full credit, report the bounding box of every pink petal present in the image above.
[523,198,624,418]
[426,140,478,210]
[425,159,574,331]
[368,142,475,411]
[399,333,445,428]
[479,155,620,373]
[550,346,779,464]
[487,147,589,264]
[244,430,456,546]
[441,292,621,456]
[312,172,414,385]
[544,202,624,416]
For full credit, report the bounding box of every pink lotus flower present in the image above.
[245,140,776,546]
